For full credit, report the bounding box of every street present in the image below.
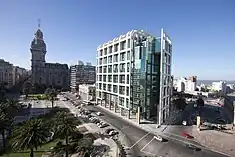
[61,92,230,157]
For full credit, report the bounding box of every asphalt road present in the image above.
[62,92,229,157]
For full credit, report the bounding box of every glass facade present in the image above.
[131,36,162,120]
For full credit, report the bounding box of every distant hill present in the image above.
[197,80,235,85]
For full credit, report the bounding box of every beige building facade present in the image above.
[0,59,28,89]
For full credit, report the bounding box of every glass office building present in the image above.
[96,29,172,125]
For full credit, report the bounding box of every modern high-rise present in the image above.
[96,29,172,125]
[70,61,96,93]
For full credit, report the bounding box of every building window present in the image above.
[113,64,118,73]
[120,52,125,61]
[108,84,112,92]
[108,65,112,73]
[127,39,130,48]
[113,75,118,83]
[99,58,102,65]
[100,50,103,56]
[119,97,125,106]
[127,63,130,72]
[103,57,107,64]
[126,87,129,96]
[114,43,119,52]
[99,75,102,81]
[119,86,125,95]
[99,83,102,90]
[127,74,129,84]
[119,75,125,84]
[103,84,106,90]
[103,66,107,73]
[103,75,106,82]
[104,48,107,55]
[126,98,129,108]
[119,63,125,72]
[127,51,130,60]
[114,54,118,62]
[109,46,113,54]
[99,67,102,73]
[120,41,126,50]
[108,75,112,82]
[108,56,112,63]
[113,85,117,93]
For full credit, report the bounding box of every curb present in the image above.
[97,105,233,157]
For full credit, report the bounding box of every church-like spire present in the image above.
[35,18,43,40]
[38,18,41,28]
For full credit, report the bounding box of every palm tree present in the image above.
[0,82,7,103]
[0,99,21,152]
[4,99,21,118]
[75,134,94,156]
[45,88,57,108]
[53,111,79,157]
[0,112,13,152]
[11,118,50,157]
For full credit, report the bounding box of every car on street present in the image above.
[98,122,108,128]
[105,128,115,134]
[154,135,164,142]
[182,132,193,139]
[186,144,201,151]
[182,120,187,126]
[100,123,109,128]
[109,130,119,136]
[96,112,102,116]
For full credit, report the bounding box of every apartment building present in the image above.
[0,59,28,89]
[96,29,172,125]
[78,84,96,103]
[70,61,96,93]
[174,76,197,92]
[0,59,14,88]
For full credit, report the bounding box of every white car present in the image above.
[154,135,163,142]
[97,122,104,127]
[109,130,119,136]
[96,112,102,116]
[182,121,187,126]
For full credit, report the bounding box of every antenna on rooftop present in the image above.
[38,18,41,28]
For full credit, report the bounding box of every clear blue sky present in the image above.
[0,0,234,80]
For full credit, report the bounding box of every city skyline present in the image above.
[0,0,234,80]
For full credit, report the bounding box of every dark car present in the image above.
[105,128,115,134]
[186,144,201,151]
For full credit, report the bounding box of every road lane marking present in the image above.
[140,150,156,156]
[129,132,151,149]
[121,134,126,143]
[140,137,155,151]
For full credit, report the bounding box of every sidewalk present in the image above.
[98,105,234,157]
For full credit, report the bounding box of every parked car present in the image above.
[96,112,102,116]
[109,130,119,136]
[186,144,201,151]
[182,132,193,139]
[105,128,115,134]
[154,135,164,142]
[100,123,109,128]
